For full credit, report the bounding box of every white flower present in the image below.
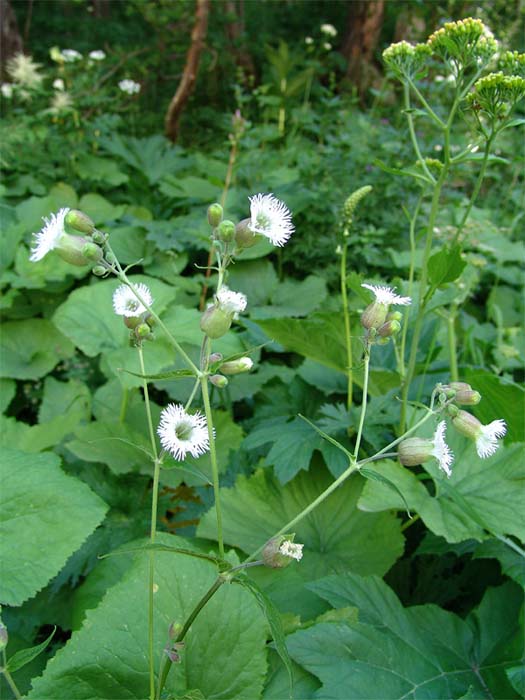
[157,404,210,461]
[30,207,70,262]
[112,283,153,317]
[323,42,332,51]
[118,79,141,95]
[431,421,454,477]
[475,419,507,458]
[49,91,73,114]
[7,53,43,89]
[361,283,411,306]
[305,37,314,45]
[89,50,106,61]
[249,193,294,247]
[320,23,337,37]
[61,49,82,62]
[1,83,13,98]
[216,286,247,314]
[53,78,65,91]
[279,540,304,561]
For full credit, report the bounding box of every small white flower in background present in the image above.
[6,53,43,89]
[118,79,141,95]
[305,37,314,45]
[279,540,304,561]
[53,78,65,91]
[215,286,247,315]
[61,49,82,62]
[1,83,13,98]
[249,193,294,247]
[323,42,332,51]
[451,410,507,458]
[157,404,210,461]
[89,50,106,61]
[320,23,337,37]
[361,283,411,306]
[30,207,70,262]
[112,283,153,317]
[431,421,454,477]
[50,91,73,114]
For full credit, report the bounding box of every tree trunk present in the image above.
[0,0,23,80]
[164,0,210,142]
[341,1,384,98]
[225,0,255,76]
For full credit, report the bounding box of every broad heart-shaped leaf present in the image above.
[27,534,268,699]
[285,573,523,699]
[0,319,74,379]
[358,438,525,543]
[427,244,466,288]
[52,275,176,357]
[0,448,108,606]
[197,467,404,591]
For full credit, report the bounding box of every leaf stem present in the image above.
[352,345,370,461]
[2,667,22,700]
[200,375,224,558]
[404,83,436,183]
[340,241,353,410]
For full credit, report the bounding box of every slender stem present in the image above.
[404,83,435,184]
[119,387,129,423]
[407,77,446,129]
[447,309,459,382]
[2,668,22,700]
[184,378,201,411]
[200,376,224,558]
[495,534,525,559]
[340,241,353,410]
[399,197,422,380]
[139,346,160,700]
[353,346,370,461]
[401,513,420,531]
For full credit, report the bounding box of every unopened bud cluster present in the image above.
[427,18,498,67]
[467,72,525,122]
[341,185,372,233]
[383,41,431,79]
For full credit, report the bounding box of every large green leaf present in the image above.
[0,448,108,606]
[0,319,74,379]
[28,534,268,699]
[286,574,522,699]
[197,467,404,598]
[358,439,525,543]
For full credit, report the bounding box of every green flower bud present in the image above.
[0,621,8,651]
[448,382,472,392]
[217,219,235,242]
[105,251,117,265]
[209,352,223,363]
[124,315,142,329]
[387,311,403,322]
[65,209,95,234]
[454,390,481,406]
[378,319,401,337]
[207,203,223,227]
[136,323,152,339]
[341,185,372,230]
[200,305,232,339]
[361,302,388,331]
[209,374,228,388]
[398,437,434,466]
[81,241,104,262]
[235,218,258,248]
[220,357,254,375]
[92,230,107,245]
[92,265,107,276]
[56,233,96,266]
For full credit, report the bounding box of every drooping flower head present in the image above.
[30,207,70,261]
[361,283,411,306]
[451,410,507,458]
[249,193,294,247]
[262,535,304,568]
[398,420,454,477]
[215,286,247,315]
[279,540,304,561]
[112,283,153,317]
[157,404,210,461]
[361,283,411,332]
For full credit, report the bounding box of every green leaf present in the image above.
[473,538,525,586]
[73,153,129,186]
[197,467,404,615]
[77,193,126,225]
[0,378,16,413]
[252,276,328,319]
[27,534,268,699]
[38,376,91,424]
[235,577,294,697]
[359,467,411,516]
[286,574,522,699]
[0,319,74,379]
[7,628,56,673]
[0,448,108,606]
[427,244,466,287]
[506,665,525,697]
[358,439,525,543]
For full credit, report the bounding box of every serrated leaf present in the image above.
[27,534,267,699]
[7,628,56,673]
[0,448,108,606]
[0,319,74,380]
[67,421,151,474]
[286,574,522,699]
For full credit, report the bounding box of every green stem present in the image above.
[404,83,435,184]
[399,197,422,380]
[353,346,370,461]
[200,375,224,558]
[447,309,459,382]
[407,77,446,129]
[340,241,353,410]
[2,668,22,700]
[119,387,129,423]
[138,346,160,700]
[401,513,420,531]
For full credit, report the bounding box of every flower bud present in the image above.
[217,219,235,242]
[361,302,388,331]
[81,241,104,262]
[207,203,223,228]
[235,218,258,248]
[209,352,223,363]
[448,382,472,392]
[0,621,8,651]
[56,233,97,266]
[200,305,232,339]
[209,374,228,388]
[92,265,107,276]
[124,315,142,329]
[105,251,117,265]
[220,357,253,375]
[136,323,152,338]
[450,409,482,440]
[92,230,107,245]
[387,311,403,322]
[262,535,303,568]
[454,389,481,406]
[65,209,95,234]
[398,437,434,466]
[378,319,401,337]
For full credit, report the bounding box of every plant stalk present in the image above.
[200,375,224,558]
[340,241,353,410]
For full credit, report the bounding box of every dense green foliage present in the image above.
[1,2,524,699]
